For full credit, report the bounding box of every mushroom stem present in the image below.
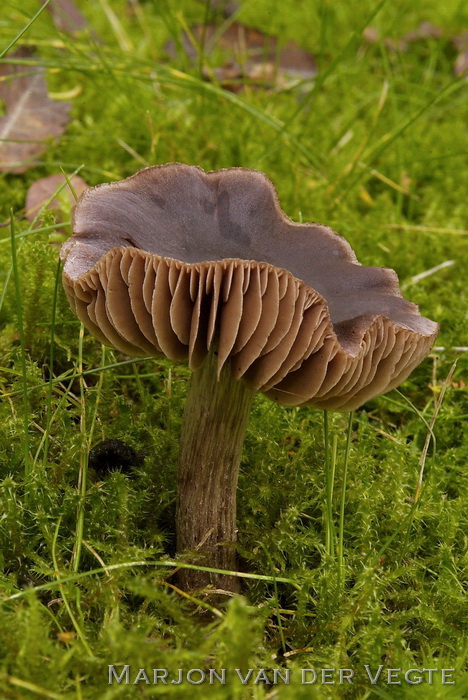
[176,346,255,592]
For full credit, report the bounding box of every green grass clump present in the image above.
[0,0,467,698]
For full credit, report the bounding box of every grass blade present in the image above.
[338,412,354,589]
[0,0,53,60]
[10,212,30,476]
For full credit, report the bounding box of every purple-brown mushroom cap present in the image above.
[60,163,438,411]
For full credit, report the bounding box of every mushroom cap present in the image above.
[60,163,438,411]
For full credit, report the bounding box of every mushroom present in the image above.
[60,163,438,592]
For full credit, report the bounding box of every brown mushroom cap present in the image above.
[60,163,438,411]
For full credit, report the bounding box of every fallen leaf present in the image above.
[195,0,239,19]
[363,21,443,53]
[362,27,380,44]
[0,48,71,174]
[454,51,468,76]
[364,22,468,76]
[166,22,316,91]
[40,0,87,34]
[362,26,406,51]
[403,22,443,42]
[452,31,468,76]
[451,30,468,53]
[166,23,270,61]
[25,173,89,223]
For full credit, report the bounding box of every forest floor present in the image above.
[0,0,467,698]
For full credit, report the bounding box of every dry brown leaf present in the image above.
[0,48,71,174]
[362,26,380,44]
[403,21,443,42]
[166,22,316,91]
[40,0,87,34]
[362,26,406,51]
[195,0,239,19]
[25,173,89,223]
[452,31,468,76]
[454,51,468,76]
[363,22,468,76]
[363,21,444,52]
[451,30,468,52]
